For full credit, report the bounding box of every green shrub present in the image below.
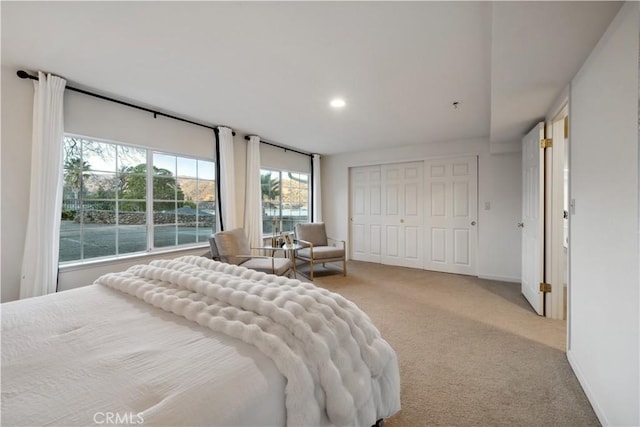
[61,209,76,220]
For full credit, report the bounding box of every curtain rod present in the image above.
[16,70,235,136]
[244,135,312,158]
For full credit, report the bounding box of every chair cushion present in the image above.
[297,246,345,260]
[214,228,250,265]
[241,258,292,276]
[295,223,328,247]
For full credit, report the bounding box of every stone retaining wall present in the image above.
[75,210,214,226]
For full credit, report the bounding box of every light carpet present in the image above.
[307,261,598,427]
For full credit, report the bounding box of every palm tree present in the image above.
[64,156,91,201]
[261,173,280,203]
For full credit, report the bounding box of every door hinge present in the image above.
[539,282,552,293]
[540,139,553,149]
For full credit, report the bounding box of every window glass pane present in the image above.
[153,153,176,175]
[63,149,91,202]
[117,146,146,170]
[178,178,198,203]
[84,172,117,199]
[154,225,177,248]
[198,180,215,202]
[198,160,215,181]
[118,202,146,225]
[118,225,147,255]
[177,156,197,178]
[84,140,116,172]
[59,221,81,262]
[118,173,146,200]
[153,177,177,200]
[153,202,176,224]
[81,201,116,223]
[197,201,215,243]
[63,137,83,163]
[197,202,216,222]
[82,225,116,259]
[177,225,197,245]
[176,203,198,224]
[196,226,213,243]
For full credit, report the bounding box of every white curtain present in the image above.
[20,72,67,299]
[217,126,236,230]
[313,154,322,222]
[244,136,263,248]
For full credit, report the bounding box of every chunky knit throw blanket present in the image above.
[95,256,401,426]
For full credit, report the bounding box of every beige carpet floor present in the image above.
[304,261,599,427]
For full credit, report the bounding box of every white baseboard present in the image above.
[567,350,609,426]
[477,274,520,283]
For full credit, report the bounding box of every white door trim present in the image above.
[548,106,569,320]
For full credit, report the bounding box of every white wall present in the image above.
[261,143,312,173]
[0,66,248,301]
[65,91,215,158]
[567,2,639,425]
[1,66,33,302]
[322,137,522,282]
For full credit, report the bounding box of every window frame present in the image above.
[59,133,216,266]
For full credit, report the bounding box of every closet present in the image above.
[349,156,477,275]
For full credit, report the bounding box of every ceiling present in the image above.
[1,1,621,155]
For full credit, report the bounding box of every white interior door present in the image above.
[381,162,423,268]
[521,123,545,315]
[424,156,478,275]
[349,166,382,263]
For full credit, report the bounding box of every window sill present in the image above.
[58,244,209,273]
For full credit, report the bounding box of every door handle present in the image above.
[517,222,524,228]
[470,221,476,226]
[400,219,404,223]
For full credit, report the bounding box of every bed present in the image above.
[1,256,400,426]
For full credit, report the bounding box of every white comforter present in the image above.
[3,256,401,426]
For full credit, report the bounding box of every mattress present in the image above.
[1,284,286,426]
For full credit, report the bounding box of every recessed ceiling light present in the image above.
[330,98,346,108]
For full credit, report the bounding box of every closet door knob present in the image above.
[470,221,476,226]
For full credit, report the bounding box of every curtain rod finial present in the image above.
[17,70,31,79]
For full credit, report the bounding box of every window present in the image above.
[261,168,309,236]
[60,136,216,263]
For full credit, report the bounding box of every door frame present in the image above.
[547,103,569,320]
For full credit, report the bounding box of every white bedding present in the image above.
[1,283,286,426]
[2,256,400,426]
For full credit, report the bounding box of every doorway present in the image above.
[548,105,569,320]
[520,105,568,320]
